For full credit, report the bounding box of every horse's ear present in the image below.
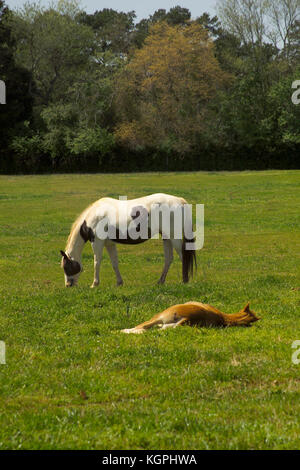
[80,220,95,243]
[60,250,68,259]
[243,302,250,312]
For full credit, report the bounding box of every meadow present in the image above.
[0,170,299,450]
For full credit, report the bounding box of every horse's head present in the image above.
[60,250,82,287]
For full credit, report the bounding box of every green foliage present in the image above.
[10,132,45,170]
[40,103,115,166]
[77,8,136,53]
[41,103,77,161]
[264,68,300,145]
[69,127,115,160]
[12,0,94,105]
[134,5,191,48]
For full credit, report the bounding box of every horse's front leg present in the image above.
[91,239,104,288]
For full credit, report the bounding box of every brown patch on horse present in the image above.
[111,228,150,245]
[80,220,95,243]
[111,206,150,244]
[60,250,81,276]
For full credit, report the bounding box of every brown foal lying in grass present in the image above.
[121,301,260,334]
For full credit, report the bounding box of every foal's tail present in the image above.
[182,236,197,283]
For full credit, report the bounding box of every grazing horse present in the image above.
[60,193,196,287]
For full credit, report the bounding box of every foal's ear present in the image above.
[80,220,95,243]
[243,302,250,312]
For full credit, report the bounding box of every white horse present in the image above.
[60,193,196,287]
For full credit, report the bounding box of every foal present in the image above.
[121,301,260,333]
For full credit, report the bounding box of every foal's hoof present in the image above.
[121,328,144,334]
[117,280,124,287]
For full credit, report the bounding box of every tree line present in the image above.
[0,0,299,173]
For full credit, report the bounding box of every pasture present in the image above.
[0,170,299,450]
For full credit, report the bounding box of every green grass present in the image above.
[0,170,300,450]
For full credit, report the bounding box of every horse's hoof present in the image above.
[117,280,124,287]
[91,282,99,288]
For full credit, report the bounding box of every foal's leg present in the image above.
[122,315,163,334]
[106,242,123,286]
[160,317,187,329]
[158,239,173,284]
[122,316,187,334]
[91,239,104,288]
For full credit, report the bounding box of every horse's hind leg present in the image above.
[158,239,173,284]
[106,242,123,286]
[171,239,183,261]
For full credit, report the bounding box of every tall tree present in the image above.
[77,8,136,53]
[115,22,230,155]
[0,0,33,171]
[134,6,191,48]
[214,0,300,150]
[12,0,94,106]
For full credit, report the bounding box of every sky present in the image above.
[6,0,218,21]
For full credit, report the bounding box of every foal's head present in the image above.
[60,250,82,287]
[239,302,261,324]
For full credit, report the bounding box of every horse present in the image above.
[121,301,260,334]
[60,193,196,287]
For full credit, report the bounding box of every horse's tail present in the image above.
[182,236,197,283]
[180,199,196,283]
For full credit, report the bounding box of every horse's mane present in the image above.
[65,203,94,252]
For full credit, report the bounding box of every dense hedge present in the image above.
[1,143,299,174]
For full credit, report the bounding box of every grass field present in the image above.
[0,171,300,450]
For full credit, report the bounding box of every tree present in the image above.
[115,22,230,155]
[133,6,191,48]
[0,0,33,171]
[163,6,191,25]
[77,8,136,53]
[12,0,94,106]
[287,19,299,64]
[217,0,299,63]
[215,0,300,152]
[263,66,300,146]
[266,0,299,61]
